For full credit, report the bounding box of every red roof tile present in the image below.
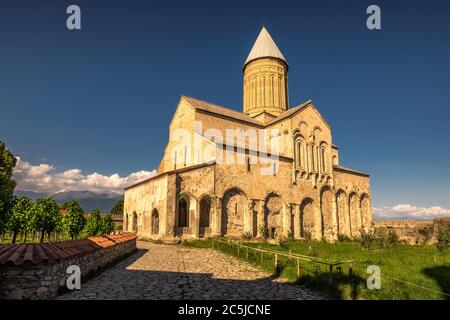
[0,232,135,267]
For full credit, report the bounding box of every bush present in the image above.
[258,225,269,242]
[242,231,252,240]
[62,200,86,240]
[417,226,433,245]
[100,214,115,235]
[303,230,312,241]
[359,228,399,250]
[84,209,102,237]
[337,234,352,242]
[436,222,450,252]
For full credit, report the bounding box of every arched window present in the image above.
[151,209,159,234]
[321,147,326,173]
[178,198,189,227]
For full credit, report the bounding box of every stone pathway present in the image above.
[58,241,326,300]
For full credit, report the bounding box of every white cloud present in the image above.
[373,204,450,220]
[13,157,156,194]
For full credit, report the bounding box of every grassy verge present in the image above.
[183,238,450,300]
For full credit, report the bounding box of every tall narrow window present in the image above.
[321,148,326,173]
[247,157,251,172]
[174,151,177,170]
[184,146,187,166]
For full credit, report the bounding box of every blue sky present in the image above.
[0,0,449,217]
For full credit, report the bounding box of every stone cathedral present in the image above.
[123,27,372,242]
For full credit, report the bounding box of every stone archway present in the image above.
[151,209,159,235]
[264,192,283,239]
[320,187,333,240]
[222,188,246,236]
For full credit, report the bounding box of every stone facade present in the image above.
[123,27,372,242]
[0,233,136,299]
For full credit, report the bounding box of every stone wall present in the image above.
[0,233,136,300]
[373,219,434,244]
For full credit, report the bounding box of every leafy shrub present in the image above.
[258,225,269,242]
[242,231,252,240]
[359,228,400,250]
[337,234,352,242]
[436,222,450,252]
[303,230,312,241]
[417,226,433,245]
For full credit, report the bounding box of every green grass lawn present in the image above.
[183,238,450,300]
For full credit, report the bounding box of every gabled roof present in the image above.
[182,96,263,127]
[244,27,287,67]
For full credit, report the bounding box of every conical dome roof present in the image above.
[244,27,287,67]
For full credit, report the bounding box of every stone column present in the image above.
[190,199,199,238]
[293,204,301,239]
[211,196,222,236]
[282,203,292,237]
[257,199,265,237]
[244,200,254,235]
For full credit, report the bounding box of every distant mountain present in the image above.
[14,190,123,213]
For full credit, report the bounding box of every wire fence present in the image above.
[212,238,353,294]
[211,238,450,299]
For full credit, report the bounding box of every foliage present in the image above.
[417,226,433,245]
[84,209,102,236]
[242,231,252,240]
[6,196,33,243]
[110,199,124,215]
[258,225,269,242]
[0,141,17,232]
[62,200,86,240]
[100,213,115,235]
[302,230,312,241]
[359,228,399,250]
[337,234,352,242]
[32,198,62,242]
[436,222,450,252]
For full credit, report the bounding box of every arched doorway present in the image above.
[222,188,246,236]
[320,187,333,240]
[132,212,138,233]
[264,192,283,239]
[300,198,315,239]
[178,198,189,228]
[199,196,211,237]
[151,209,159,235]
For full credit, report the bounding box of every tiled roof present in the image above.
[183,96,263,127]
[0,232,135,267]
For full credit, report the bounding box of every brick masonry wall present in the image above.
[0,234,136,300]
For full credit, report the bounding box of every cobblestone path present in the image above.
[58,241,326,300]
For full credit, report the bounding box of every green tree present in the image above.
[436,221,450,252]
[33,198,61,243]
[84,208,102,236]
[0,141,17,233]
[6,196,33,243]
[110,199,124,214]
[62,200,86,240]
[100,213,115,235]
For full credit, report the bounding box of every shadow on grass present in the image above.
[422,265,450,300]
[274,260,366,300]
